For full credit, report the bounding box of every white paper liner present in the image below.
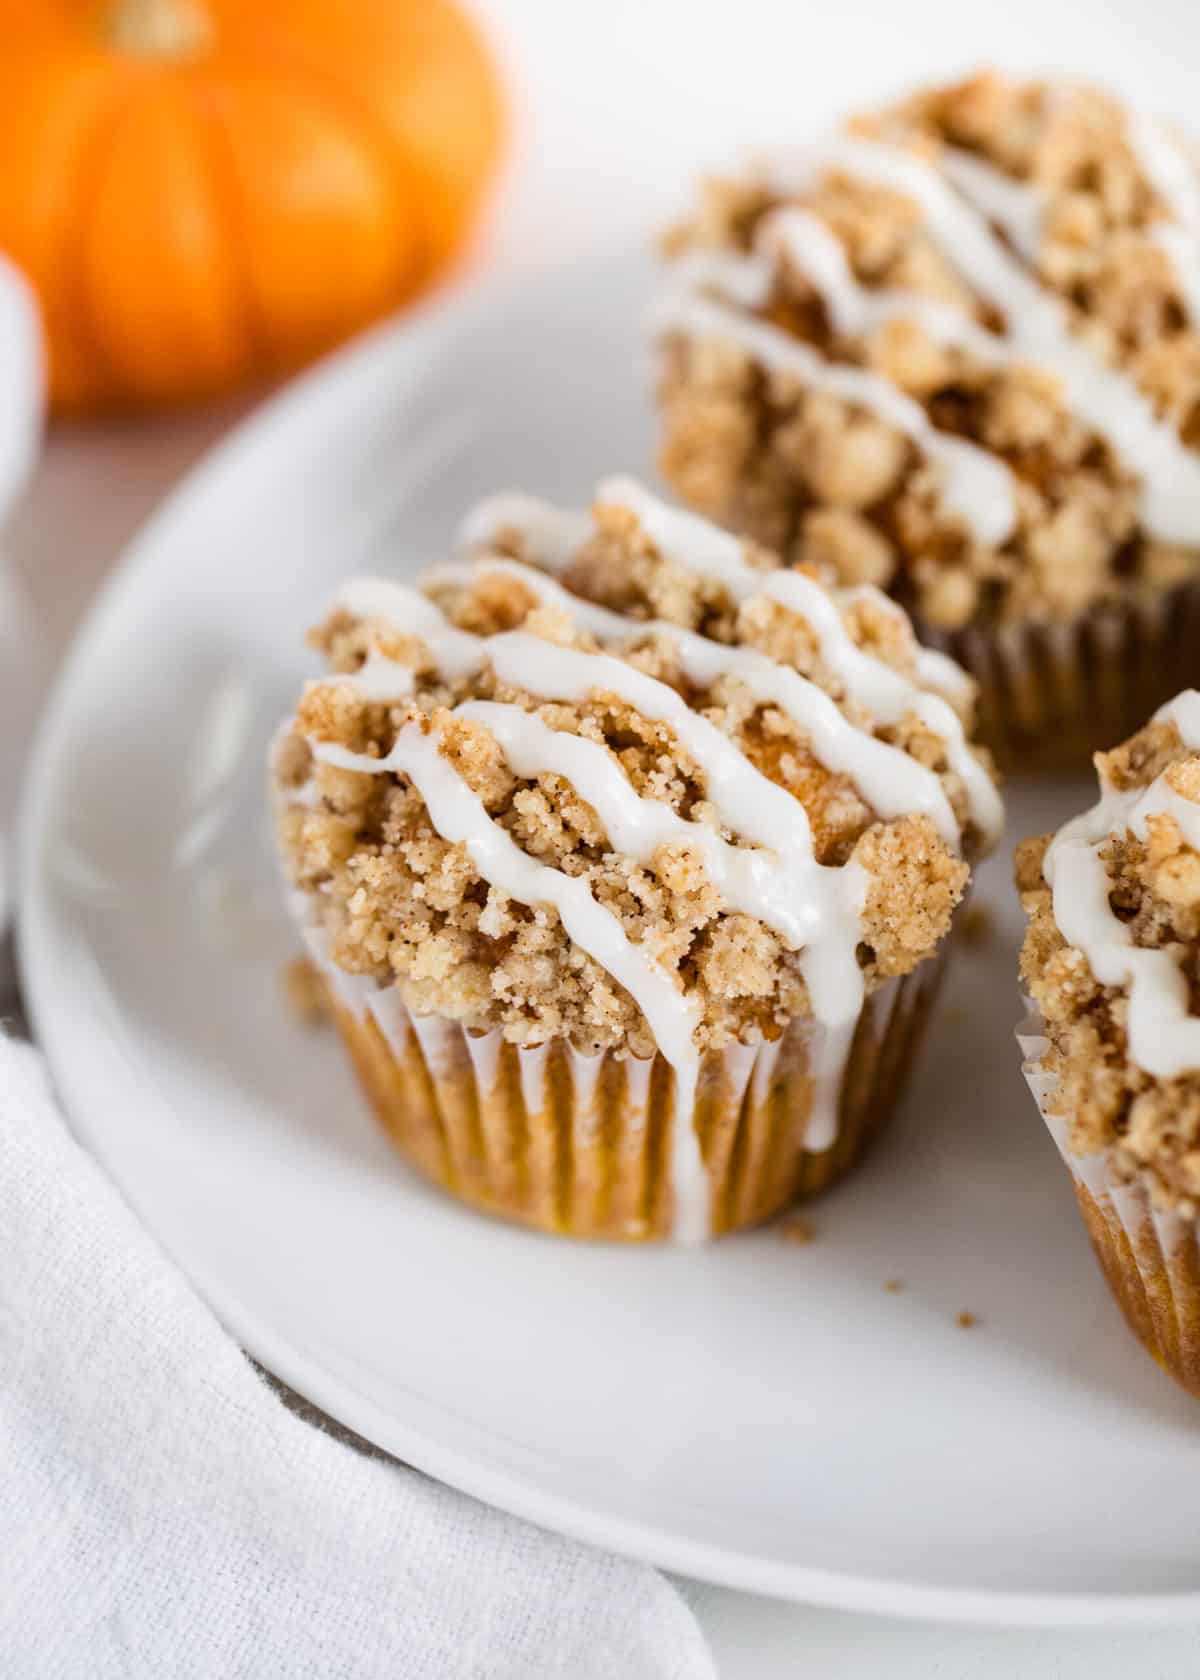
[296,904,947,1241]
[1018,997,1200,1391]
[318,950,913,1143]
[1018,998,1194,1251]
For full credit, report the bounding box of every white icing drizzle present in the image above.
[1127,114,1200,228]
[657,248,773,311]
[336,576,445,633]
[458,696,865,958]
[1043,688,1200,1082]
[430,556,958,840]
[1123,114,1200,324]
[660,132,1200,549]
[423,556,634,642]
[811,139,1200,546]
[1158,689,1200,745]
[334,576,482,685]
[962,109,1200,333]
[340,648,415,700]
[652,276,1017,548]
[765,207,1005,361]
[944,119,1200,331]
[460,483,1000,845]
[765,199,1200,544]
[940,147,1044,262]
[833,583,976,707]
[592,478,1004,845]
[457,493,591,570]
[912,644,973,707]
[593,473,752,595]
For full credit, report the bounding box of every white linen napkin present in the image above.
[0,258,712,1679]
[0,1034,714,1678]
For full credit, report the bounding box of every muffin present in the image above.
[273,477,1001,1242]
[1018,691,1200,1394]
[653,70,1200,769]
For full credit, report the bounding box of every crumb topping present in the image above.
[274,487,991,1056]
[657,71,1200,631]
[1019,704,1200,1209]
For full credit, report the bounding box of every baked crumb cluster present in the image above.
[274,495,987,1056]
[1019,714,1200,1210]
[657,71,1200,631]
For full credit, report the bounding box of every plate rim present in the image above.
[17,254,1200,1630]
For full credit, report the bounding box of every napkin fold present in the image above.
[0,1035,714,1679]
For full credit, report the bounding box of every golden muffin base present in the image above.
[1071,1178,1200,1399]
[1021,1009,1200,1399]
[330,948,948,1242]
[926,579,1200,773]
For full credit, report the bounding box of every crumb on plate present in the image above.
[282,955,329,1026]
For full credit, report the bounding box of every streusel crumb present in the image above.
[657,71,1200,631]
[1019,711,1200,1209]
[275,492,990,1057]
[281,956,329,1026]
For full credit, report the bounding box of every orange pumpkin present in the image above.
[0,0,505,413]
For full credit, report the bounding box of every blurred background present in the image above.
[6,0,1200,658]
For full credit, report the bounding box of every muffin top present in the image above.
[656,70,1200,631]
[275,479,999,1175]
[1018,692,1200,1209]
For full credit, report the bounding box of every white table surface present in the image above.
[13,415,1200,1680]
[11,0,1200,1671]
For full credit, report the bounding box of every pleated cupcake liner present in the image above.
[1018,1004,1200,1397]
[302,920,951,1243]
[926,579,1200,773]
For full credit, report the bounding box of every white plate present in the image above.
[19,242,1200,1628]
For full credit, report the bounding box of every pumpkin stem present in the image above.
[106,0,212,59]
